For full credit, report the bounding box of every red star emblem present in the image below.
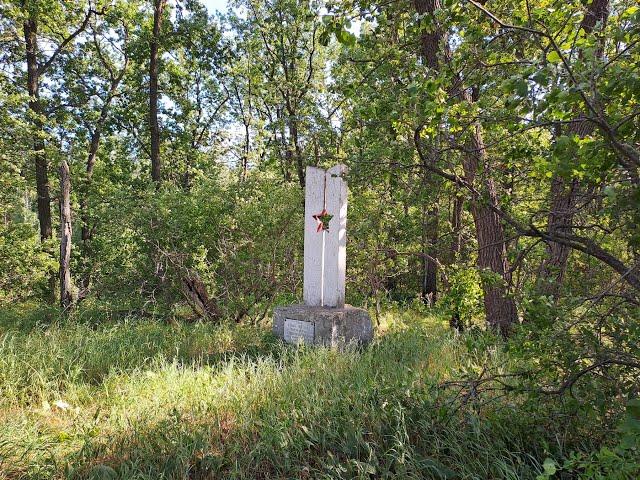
[312,208,333,232]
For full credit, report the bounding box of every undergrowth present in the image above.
[0,305,634,479]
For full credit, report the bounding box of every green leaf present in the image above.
[622,6,639,19]
[319,30,330,46]
[336,28,356,46]
[546,51,561,64]
[515,79,528,97]
[532,70,549,86]
[627,398,640,419]
[542,458,557,475]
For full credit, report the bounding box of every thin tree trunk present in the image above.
[24,18,52,242]
[539,0,609,297]
[414,0,442,304]
[81,130,100,244]
[288,114,304,187]
[421,198,438,305]
[450,193,464,258]
[149,0,166,184]
[182,272,219,320]
[77,127,101,299]
[241,122,250,181]
[59,160,73,310]
[449,192,464,331]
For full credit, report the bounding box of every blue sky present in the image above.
[201,0,229,14]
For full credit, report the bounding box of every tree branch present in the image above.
[39,7,98,75]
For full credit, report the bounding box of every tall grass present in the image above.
[1,307,551,479]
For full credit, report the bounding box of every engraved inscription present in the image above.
[283,319,315,344]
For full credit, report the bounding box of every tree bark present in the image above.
[149,0,166,184]
[414,0,442,304]
[287,107,304,188]
[81,129,101,244]
[242,122,250,181]
[414,0,442,70]
[421,196,438,304]
[462,119,518,335]
[59,160,73,310]
[23,18,52,242]
[539,174,580,295]
[414,0,517,332]
[182,273,219,320]
[449,192,464,331]
[450,193,464,258]
[538,0,609,297]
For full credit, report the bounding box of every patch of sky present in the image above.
[202,0,229,14]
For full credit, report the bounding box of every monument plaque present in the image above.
[283,318,315,344]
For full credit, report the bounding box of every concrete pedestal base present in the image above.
[273,304,373,347]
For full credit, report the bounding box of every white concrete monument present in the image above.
[303,164,348,308]
[273,165,373,347]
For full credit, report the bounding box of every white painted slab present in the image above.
[322,164,348,307]
[283,318,315,344]
[303,166,325,306]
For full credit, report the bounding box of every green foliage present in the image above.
[538,399,640,479]
[0,222,54,302]
[0,0,639,476]
[0,308,552,478]
[0,162,55,301]
[439,266,484,326]
[86,177,302,320]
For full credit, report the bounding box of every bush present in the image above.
[86,177,302,321]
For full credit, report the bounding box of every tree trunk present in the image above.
[24,18,52,242]
[462,120,518,335]
[76,127,101,299]
[539,175,580,295]
[414,0,442,70]
[289,114,304,187]
[59,160,73,310]
[449,192,464,331]
[182,272,219,320]
[414,0,442,304]
[81,129,101,244]
[539,0,609,297]
[421,199,438,305]
[415,0,518,334]
[241,122,250,181]
[450,193,464,258]
[149,0,166,184]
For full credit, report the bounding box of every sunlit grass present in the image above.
[0,305,546,479]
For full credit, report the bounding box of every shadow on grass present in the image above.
[0,303,284,411]
[22,324,545,480]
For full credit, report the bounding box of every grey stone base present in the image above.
[273,304,373,347]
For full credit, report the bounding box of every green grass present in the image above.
[0,306,553,479]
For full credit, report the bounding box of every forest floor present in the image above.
[0,304,554,479]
